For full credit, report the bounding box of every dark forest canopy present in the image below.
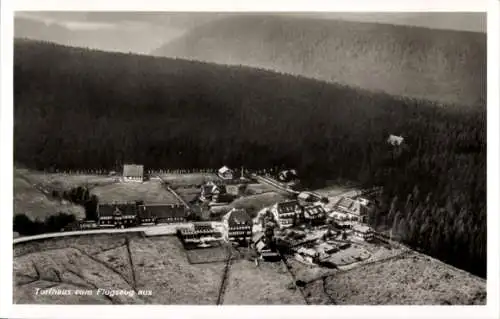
[14,39,485,277]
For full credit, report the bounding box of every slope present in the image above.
[14,40,485,277]
[152,15,486,106]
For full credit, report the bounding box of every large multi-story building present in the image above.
[270,200,303,229]
[222,208,252,243]
[330,197,368,223]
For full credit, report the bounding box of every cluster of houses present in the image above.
[176,207,253,248]
[110,163,378,266]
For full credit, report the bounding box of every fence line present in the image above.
[41,168,281,176]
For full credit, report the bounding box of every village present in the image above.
[59,162,391,271]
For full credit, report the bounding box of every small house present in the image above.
[352,224,374,242]
[295,247,319,264]
[123,164,144,182]
[278,169,298,183]
[358,197,371,206]
[253,232,280,260]
[332,197,367,223]
[222,208,253,243]
[177,222,221,244]
[218,166,234,180]
[387,134,404,146]
[270,200,303,229]
[201,181,228,202]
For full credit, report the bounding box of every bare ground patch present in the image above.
[91,181,179,204]
[223,259,305,305]
[322,252,486,305]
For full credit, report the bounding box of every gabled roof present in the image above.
[115,203,137,216]
[218,166,232,174]
[387,135,404,146]
[123,164,144,178]
[276,200,300,215]
[335,197,362,216]
[304,205,326,218]
[224,208,252,226]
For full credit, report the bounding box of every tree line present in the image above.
[14,40,485,277]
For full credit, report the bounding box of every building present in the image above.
[97,204,115,226]
[331,197,367,223]
[253,232,280,260]
[270,200,303,229]
[297,192,314,203]
[97,203,137,227]
[218,166,234,180]
[114,203,139,226]
[352,224,374,241]
[303,205,327,225]
[201,181,228,202]
[177,222,221,244]
[358,197,371,206]
[123,164,144,182]
[278,169,298,182]
[295,247,319,264]
[139,204,188,224]
[222,208,252,243]
[317,242,339,255]
[387,134,404,146]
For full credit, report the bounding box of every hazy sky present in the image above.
[15,12,486,54]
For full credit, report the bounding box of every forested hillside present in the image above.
[152,15,486,106]
[14,40,485,277]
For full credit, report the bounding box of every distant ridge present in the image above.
[152,15,486,107]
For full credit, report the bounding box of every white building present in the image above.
[330,197,367,223]
[352,224,374,241]
[295,247,319,264]
[218,166,234,180]
[122,164,144,182]
[387,134,404,146]
[222,208,252,243]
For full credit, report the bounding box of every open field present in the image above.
[242,183,275,196]
[321,252,486,305]
[14,171,85,221]
[17,168,118,190]
[130,236,224,304]
[91,181,180,204]
[171,186,200,203]
[158,173,220,187]
[229,192,289,218]
[14,234,225,304]
[223,259,306,305]
[13,231,486,305]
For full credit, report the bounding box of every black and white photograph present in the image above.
[1,0,499,318]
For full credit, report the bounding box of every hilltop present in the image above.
[152,15,486,106]
[14,40,485,277]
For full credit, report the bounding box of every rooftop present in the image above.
[123,164,144,178]
[352,224,373,233]
[224,208,252,225]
